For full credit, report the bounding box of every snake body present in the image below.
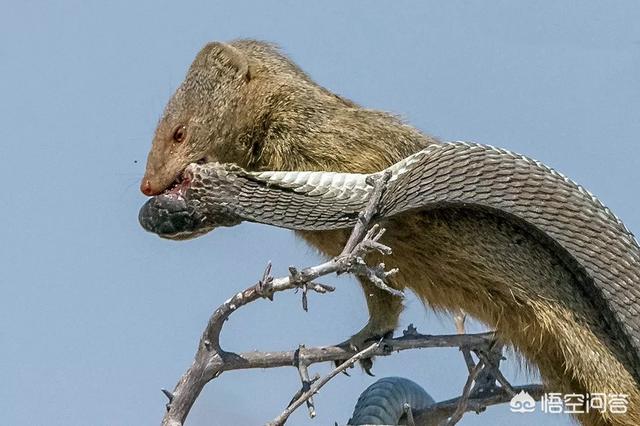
[139,141,640,381]
[348,377,434,425]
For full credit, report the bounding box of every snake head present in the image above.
[138,193,210,240]
[138,163,243,240]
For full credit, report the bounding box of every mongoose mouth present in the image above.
[162,158,206,197]
[165,171,192,197]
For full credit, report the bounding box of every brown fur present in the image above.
[141,40,639,425]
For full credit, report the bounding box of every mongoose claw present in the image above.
[361,358,375,376]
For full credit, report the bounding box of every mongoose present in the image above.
[140,40,639,425]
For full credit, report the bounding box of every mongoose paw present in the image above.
[334,329,394,376]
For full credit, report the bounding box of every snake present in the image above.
[138,141,640,383]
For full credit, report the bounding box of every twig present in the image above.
[453,309,466,334]
[340,171,391,256]
[460,348,476,375]
[292,345,317,418]
[447,360,484,425]
[267,341,381,426]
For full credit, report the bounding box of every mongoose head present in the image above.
[141,42,251,196]
[141,40,429,198]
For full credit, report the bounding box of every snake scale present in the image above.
[139,141,640,382]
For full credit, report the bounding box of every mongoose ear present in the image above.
[193,42,250,80]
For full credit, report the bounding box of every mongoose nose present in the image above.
[141,179,155,196]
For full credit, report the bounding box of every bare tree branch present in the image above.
[158,172,544,426]
[414,384,545,426]
[160,173,395,426]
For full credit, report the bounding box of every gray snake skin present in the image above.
[139,141,640,380]
[348,377,434,425]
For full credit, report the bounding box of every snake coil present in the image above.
[348,377,434,425]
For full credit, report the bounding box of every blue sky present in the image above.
[1,1,639,425]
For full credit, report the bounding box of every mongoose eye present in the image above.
[172,125,187,143]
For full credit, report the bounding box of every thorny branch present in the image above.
[159,171,543,426]
[268,341,382,426]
